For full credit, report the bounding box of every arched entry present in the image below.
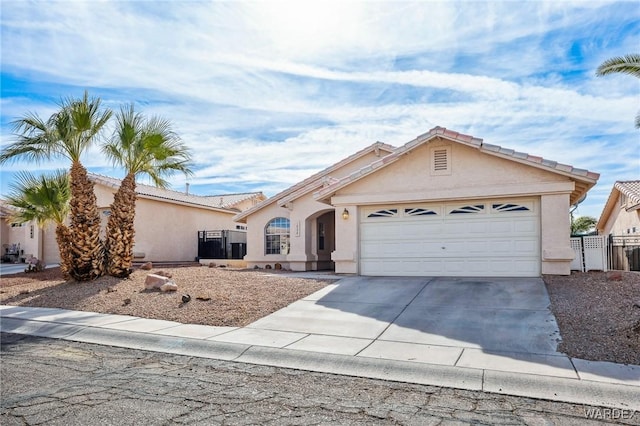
[306,209,335,271]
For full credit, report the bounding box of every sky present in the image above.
[1,0,639,220]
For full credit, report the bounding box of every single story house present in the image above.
[596,180,640,237]
[91,173,265,262]
[234,126,599,277]
[1,175,265,266]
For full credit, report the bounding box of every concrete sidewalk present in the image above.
[1,304,638,411]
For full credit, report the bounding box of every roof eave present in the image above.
[234,142,396,222]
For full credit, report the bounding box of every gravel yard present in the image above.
[544,271,640,366]
[1,266,639,365]
[0,266,332,327]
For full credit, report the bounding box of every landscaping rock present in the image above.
[140,262,153,270]
[160,282,178,292]
[156,270,173,278]
[144,273,170,290]
[607,271,623,281]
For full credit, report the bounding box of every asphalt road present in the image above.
[1,333,636,425]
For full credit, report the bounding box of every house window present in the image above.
[430,146,451,175]
[265,217,290,255]
[318,222,325,251]
[620,193,627,207]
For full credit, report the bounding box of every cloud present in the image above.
[1,0,638,220]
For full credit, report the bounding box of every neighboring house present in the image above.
[1,177,265,266]
[596,180,640,236]
[235,126,599,277]
[90,173,265,262]
[0,202,58,264]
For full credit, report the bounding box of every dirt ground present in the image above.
[0,266,332,327]
[544,271,640,365]
[1,266,638,365]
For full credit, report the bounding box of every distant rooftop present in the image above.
[88,173,264,212]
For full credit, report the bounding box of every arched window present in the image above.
[265,217,290,255]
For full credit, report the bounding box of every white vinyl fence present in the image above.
[570,236,608,272]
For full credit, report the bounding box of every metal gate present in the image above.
[198,230,247,260]
[609,235,640,271]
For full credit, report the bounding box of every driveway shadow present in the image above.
[248,276,639,381]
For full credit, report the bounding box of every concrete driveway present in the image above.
[245,276,567,373]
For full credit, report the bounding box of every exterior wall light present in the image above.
[342,208,350,220]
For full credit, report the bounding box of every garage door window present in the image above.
[367,209,398,218]
[449,204,484,214]
[492,203,530,212]
[404,208,437,216]
[265,217,290,255]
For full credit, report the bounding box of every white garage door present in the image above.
[360,198,540,277]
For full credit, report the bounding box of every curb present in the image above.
[1,315,638,411]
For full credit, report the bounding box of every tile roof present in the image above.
[233,141,396,222]
[314,126,599,205]
[615,180,640,207]
[88,173,262,213]
[596,180,640,232]
[203,192,266,209]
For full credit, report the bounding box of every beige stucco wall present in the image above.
[333,142,571,204]
[244,139,583,275]
[41,223,61,264]
[0,219,40,263]
[243,150,387,270]
[330,140,576,276]
[0,218,9,249]
[601,192,640,236]
[244,202,291,269]
[94,184,237,262]
[1,211,61,265]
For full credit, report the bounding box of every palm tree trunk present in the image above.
[105,172,137,278]
[68,161,105,281]
[55,223,73,279]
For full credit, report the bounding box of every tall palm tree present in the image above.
[4,171,74,277]
[1,91,112,281]
[102,104,192,277]
[596,53,640,128]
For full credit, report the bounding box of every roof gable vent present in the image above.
[430,146,451,175]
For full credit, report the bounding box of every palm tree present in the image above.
[4,170,74,277]
[102,104,192,277]
[596,53,640,128]
[1,91,112,281]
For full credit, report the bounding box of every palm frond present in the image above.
[596,53,640,78]
[5,170,70,227]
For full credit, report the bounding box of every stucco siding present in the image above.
[241,131,596,276]
[245,203,290,267]
[41,223,61,264]
[336,142,572,200]
[603,195,640,236]
[94,183,237,262]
